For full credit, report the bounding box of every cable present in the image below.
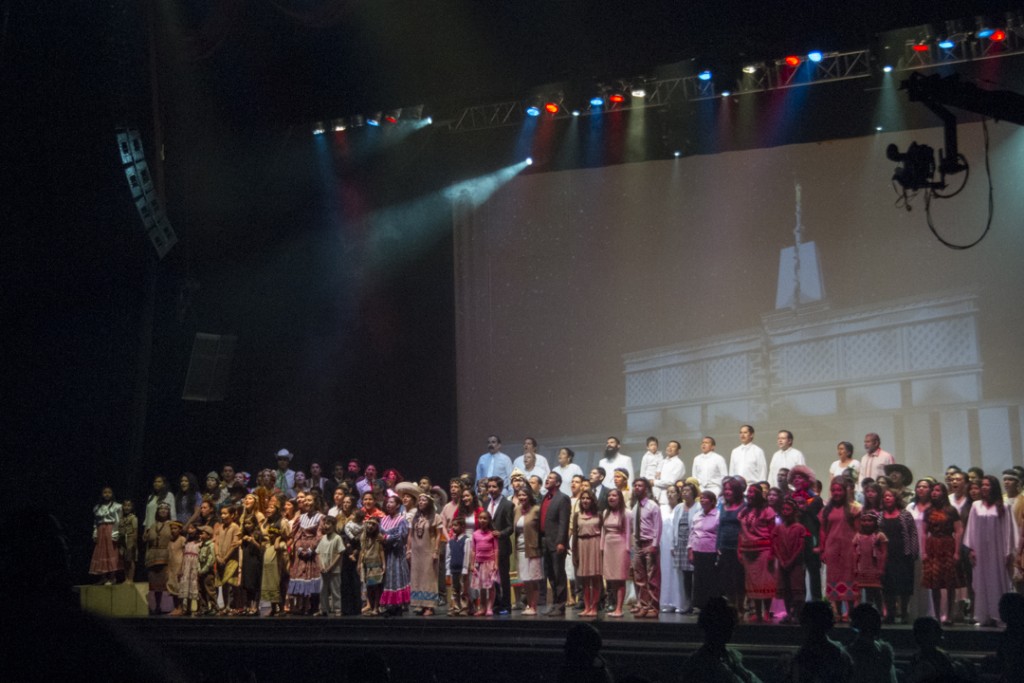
[924,119,993,250]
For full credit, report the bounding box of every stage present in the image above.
[122,608,1004,682]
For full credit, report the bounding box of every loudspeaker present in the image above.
[182,333,237,402]
[117,128,177,259]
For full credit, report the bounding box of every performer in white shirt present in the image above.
[639,437,664,482]
[512,437,550,484]
[692,436,728,496]
[767,430,805,484]
[652,440,686,507]
[552,447,584,497]
[859,432,895,486]
[599,436,634,491]
[729,424,766,484]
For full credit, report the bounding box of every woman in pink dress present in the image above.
[571,490,603,617]
[820,477,861,621]
[738,483,777,621]
[600,488,631,617]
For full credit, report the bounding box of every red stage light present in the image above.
[544,102,559,114]
[608,93,625,103]
[990,30,1007,42]
[784,55,801,67]
[911,44,929,52]
[384,115,398,124]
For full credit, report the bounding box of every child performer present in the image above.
[358,518,385,615]
[239,518,264,616]
[771,497,808,624]
[470,510,498,616]
[445,515,472,616]
[196,525,217,615]
[317,516,345,617]
[178,524,201,616]
[341,509,366,616]
[261,525,288,617]
[165,521,186,615]
[90,486,122,585]
[853,510,888,613]
[214,505,241,615]
[118,498,138,583]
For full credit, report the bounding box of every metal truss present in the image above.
[728,50,872,97]
[897,27,1024,71]
[448,101,529,132]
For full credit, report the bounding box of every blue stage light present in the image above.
[526,106,541,117]
[698,70,712,81]
[808,51,823,63]
[977,28,994,38]
[590,96,604,107]
[938,39,955,49]
[526,157,533,165]
[883,65,893,73]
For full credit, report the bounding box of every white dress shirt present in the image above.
[768,447,806,484]
[599,453,635,490]
[652,455,686,506]
[729,442,767,484]
[692,452,728,496]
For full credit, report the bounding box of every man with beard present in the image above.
[860,433,895,486]
[476,435,514,497]
[599,437,634,491]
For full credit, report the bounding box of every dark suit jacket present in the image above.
[487,496,515,554]
[540,489,571,552]
[593,485,610,512]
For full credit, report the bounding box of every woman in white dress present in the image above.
[962,475,1014,627]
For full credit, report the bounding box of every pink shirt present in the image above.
[860,449,895,484]
[472,528,497,563]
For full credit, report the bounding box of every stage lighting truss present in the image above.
[897,24,1023,70]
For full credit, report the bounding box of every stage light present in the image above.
[608,92,625,104]
[911,43,929,52]
[742,65,757,74]
[698,70,712,81]
[721,90,731,97]
[876,126,883,131]
[544,102,560,114]
[977,28,994,38]
[808,51,823,62]
[990,29,1007,42]
[590,96,604,107]
[938,39,955,49]
[571,110,580,117]
[673,150,681,157]
[424,116,433,125]
[883,65,894,73]
[526,105,541,116]
[333,122,346,132]
[367,112,382,127]
[526,157,533,165]
[313,122,325,135]
[631,86,646,97]
[784,55,801,67]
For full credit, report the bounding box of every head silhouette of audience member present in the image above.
[699,596,738,650]
[558,622,613,683]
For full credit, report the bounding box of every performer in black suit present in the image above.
[540,471,571,616]
[589,467,610,512]
[484,476,515,615]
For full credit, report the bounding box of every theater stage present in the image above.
[124,609,1003,682]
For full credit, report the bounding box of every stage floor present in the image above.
[122,607,1004,683]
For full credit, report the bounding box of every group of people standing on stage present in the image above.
[90,429,1024,626]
